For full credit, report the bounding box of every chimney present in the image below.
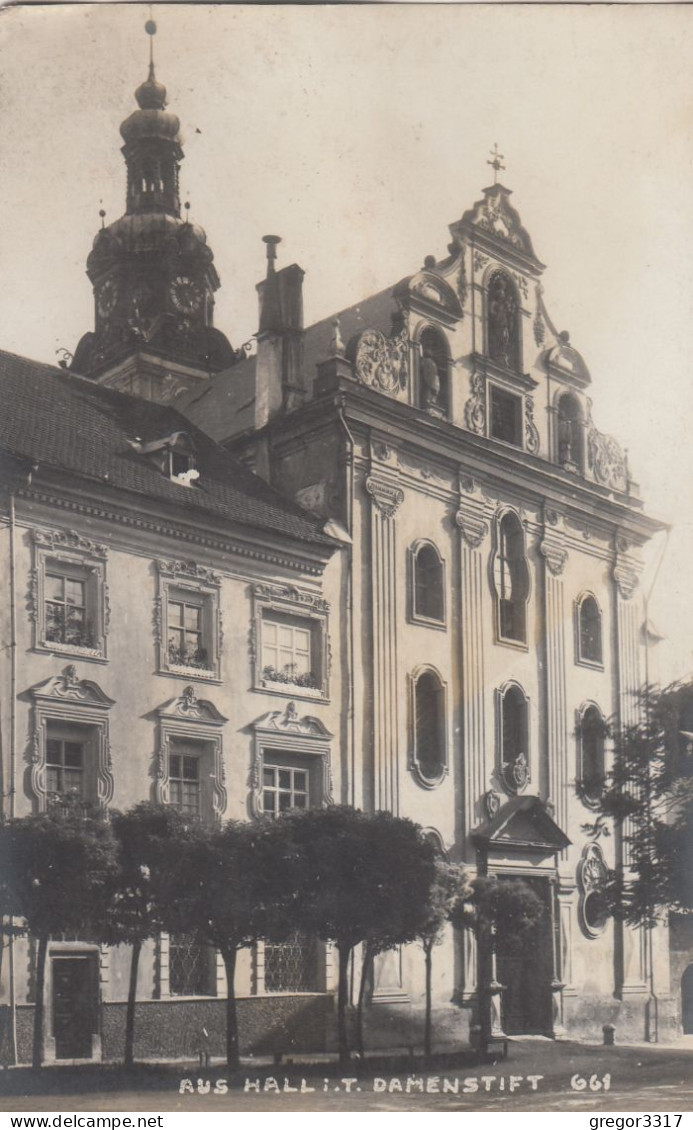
[255,236,306,427]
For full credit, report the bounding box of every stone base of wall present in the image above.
[10,996,334,1065]
[360,1003,472,1054]
[562,994,678,1044]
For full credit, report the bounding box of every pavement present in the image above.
[1,1038,693,1112]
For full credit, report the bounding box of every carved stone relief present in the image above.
[353,327,409,396]
[464,371,486,435]
[365,476,404,519]
[525,396,540,454]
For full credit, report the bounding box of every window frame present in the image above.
[156,559,222,683]
[158,933,221,999]
[489,383,524,448]
[252,583,330,702]
[409,540,447,629]
[555,390,585,472]
[250,704,333,996]
[32,529,109,663]
[575,592,604,669]
[29,666,115,812]
[155,686,228,823]
[492,510,531,649]
[495,680,531,796]
[249,703,333,818]
[576,702,607,809]
[409,665,448,789]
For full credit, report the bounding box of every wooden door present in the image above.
[52,956,97,1060]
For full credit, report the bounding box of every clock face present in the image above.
[96,278,118,319]
[169,275,202,314]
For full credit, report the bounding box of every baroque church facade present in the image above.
[0,34,677,1063]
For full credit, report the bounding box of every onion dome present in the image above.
[135,62,167,110]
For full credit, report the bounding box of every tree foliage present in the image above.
[179,817,301,1071]
[416,860,471,1058]
[469,876,547,955]
[287,806,437,1066]
[590,681,693,926]
[105,803,197,1066]
[0,809,118,1067]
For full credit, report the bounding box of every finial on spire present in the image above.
[487,143,506,185]
[99,207,106,229]
[262,234,281,276]
[145,16,157,79]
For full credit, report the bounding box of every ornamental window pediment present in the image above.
[29,665,114,812]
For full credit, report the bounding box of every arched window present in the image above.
[412,542,445,624]
[499,684,529,794]
[557,393,584,472]
[417,328,449,416]
[494,512,529,644]
[578,705,606,806]
[577,594,603,666]
[487,271,520,371]
[411,668,446,786]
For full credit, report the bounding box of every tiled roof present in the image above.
[180,286,398,443]
[0,350,334,548]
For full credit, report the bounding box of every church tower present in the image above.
[71,21,235,402]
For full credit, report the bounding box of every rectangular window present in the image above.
[169,749,200,815]
[33,533,108,659]
[157,562,221,681]
[260,613,321,692]
[46,737,84,798]
[490,387,522,447]
[264,930,317,993]
[45,573,91,648]
[167,598,207,669]
[262,764,309,817]
[169,934,214,996]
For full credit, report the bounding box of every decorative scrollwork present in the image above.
[353,328,409,395]
[464,371,486,435]
[525,397,540,454]
[457,242,468,308]
[587,427,628,493]
[577,842,609,938]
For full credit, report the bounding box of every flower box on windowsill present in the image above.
[259,666,326,700]
[41,635,105,662]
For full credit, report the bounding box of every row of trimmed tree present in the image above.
[1,803,547,1071]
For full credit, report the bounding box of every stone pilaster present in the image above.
[455,475,491,843]
[365,471,404,814]
[612,532,647,993]
[539,507,570,858]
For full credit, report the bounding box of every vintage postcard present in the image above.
[1,1,692,1116]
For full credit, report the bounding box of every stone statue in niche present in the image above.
[487,271,519,370]
[419,346,441,410]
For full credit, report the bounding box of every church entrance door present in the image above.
[496,875,554,1036]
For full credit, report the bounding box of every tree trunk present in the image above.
[222,947,239,1071]
[124,937,142,1068]
[336,943,351,1069]
[32,934,48,1069]
[424,938,433,1062]
[355,943,373,1060]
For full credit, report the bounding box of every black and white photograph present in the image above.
[1,1,693,1116]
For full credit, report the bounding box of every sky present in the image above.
[1,2,692,678]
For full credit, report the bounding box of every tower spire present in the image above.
[145,16,157,82]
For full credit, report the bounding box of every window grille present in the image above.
[264,931,317,993]
[169,935,212,996]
